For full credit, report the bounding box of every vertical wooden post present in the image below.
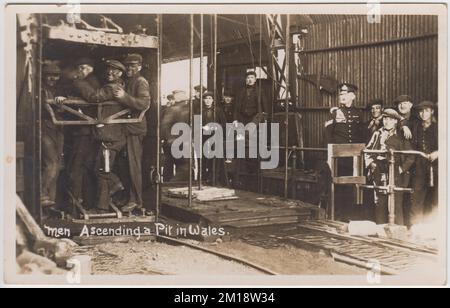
[388,149,396,225]
[283,14,291,199]
[212,14,218,187]
[188,14,194,207]
[35,13,43,223]
[199,14,203,190]
[327,144,335,221]
[155,14,162,220]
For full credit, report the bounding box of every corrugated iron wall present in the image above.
[298,15,438,151]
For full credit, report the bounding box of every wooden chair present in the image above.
[327,143,366,220]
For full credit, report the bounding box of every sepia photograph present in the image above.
[2,2,448,288]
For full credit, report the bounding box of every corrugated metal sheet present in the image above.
[298,15,438,148]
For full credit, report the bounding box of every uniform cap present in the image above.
[338,83,358,94]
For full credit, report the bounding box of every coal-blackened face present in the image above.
[223,96,233,105]
[398,101,413,115]
[204,96,214,109]
[419,108,434,122]
[125,63,142,78]
[77,64,94,80]
[371,104,383,119]
[44,73,60,87]
[246,75,256,86]
[106,67,123,82]
[383,116,398,131]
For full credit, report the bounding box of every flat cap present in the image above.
[245,70,257,77]
[393,95,413,105]
[105,59,126,72]
[43,63,61,74]
[382,108,402,120]
[194,85,207,93]
[367,98,383,109]
[74,57,95,67]
[123,53,143,64]
[202,91,214,99]
[338,82,358,93]
[415,100,436,110]
[172,90,188,102]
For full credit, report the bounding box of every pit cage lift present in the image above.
[32,14,162,223]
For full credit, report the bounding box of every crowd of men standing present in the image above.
[325,83,438,227]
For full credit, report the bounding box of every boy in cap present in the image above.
[410,101,438,225]
[193,85,207,114]
[41,62,65,207]
[201,91,227,184]
[364,98,384,143]
[112,53,151,213]
[222,91,235,123]
[364,108,415,225]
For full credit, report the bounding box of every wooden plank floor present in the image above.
[161,187,324,228]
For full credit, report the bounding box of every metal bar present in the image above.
[257,14,263,194]
[363,149,429,158]
[103,108,131,121]
[299,33,438,54]
[212,14,218,187]
[188,14,194,207]
[58,104,95,121]
[36,14,43,223]
[156,14,162,221]
[275,146,327,152]
[199,14,203,190]
[284,14,290,199]
[360,185,412,192]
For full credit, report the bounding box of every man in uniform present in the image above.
[325,83,364,145]
[41,62,64,207]
[364,108,415,225]
[112,53,151,213]
[410,101,438,225]
[324,83,364,220]
[56,57,101,209]
[364,98,384,143]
